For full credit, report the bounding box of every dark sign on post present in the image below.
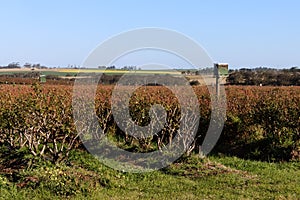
[39,74,46,83]
[214,63,229,77]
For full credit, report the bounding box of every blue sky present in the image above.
[0,0,299,69]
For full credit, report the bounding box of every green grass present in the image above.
[0,150,299,199]
[0,68,185,77]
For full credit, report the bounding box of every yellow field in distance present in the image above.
[58,69,181,74]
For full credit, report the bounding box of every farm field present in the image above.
[2,0,300,199]
[0,68,225,85]
[0,83,299,199]
[0,68,183,76]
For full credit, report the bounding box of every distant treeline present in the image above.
[0,62,22,69]
[228,67,300,86]
[0,62,47,69]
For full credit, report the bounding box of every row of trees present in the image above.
[0,62,22,69]
[228,67,300,86]
[0,63,141,70]
[0,62,47,69]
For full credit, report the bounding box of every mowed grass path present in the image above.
[87,156,300,200]
[1,151,299,200]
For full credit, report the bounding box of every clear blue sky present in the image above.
[0,0,299,69]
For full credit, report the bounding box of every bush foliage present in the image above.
[0,84,299,163]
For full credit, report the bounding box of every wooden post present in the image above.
[214,63,220,97]
[214,63,228,97]
[216,73,220,97]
